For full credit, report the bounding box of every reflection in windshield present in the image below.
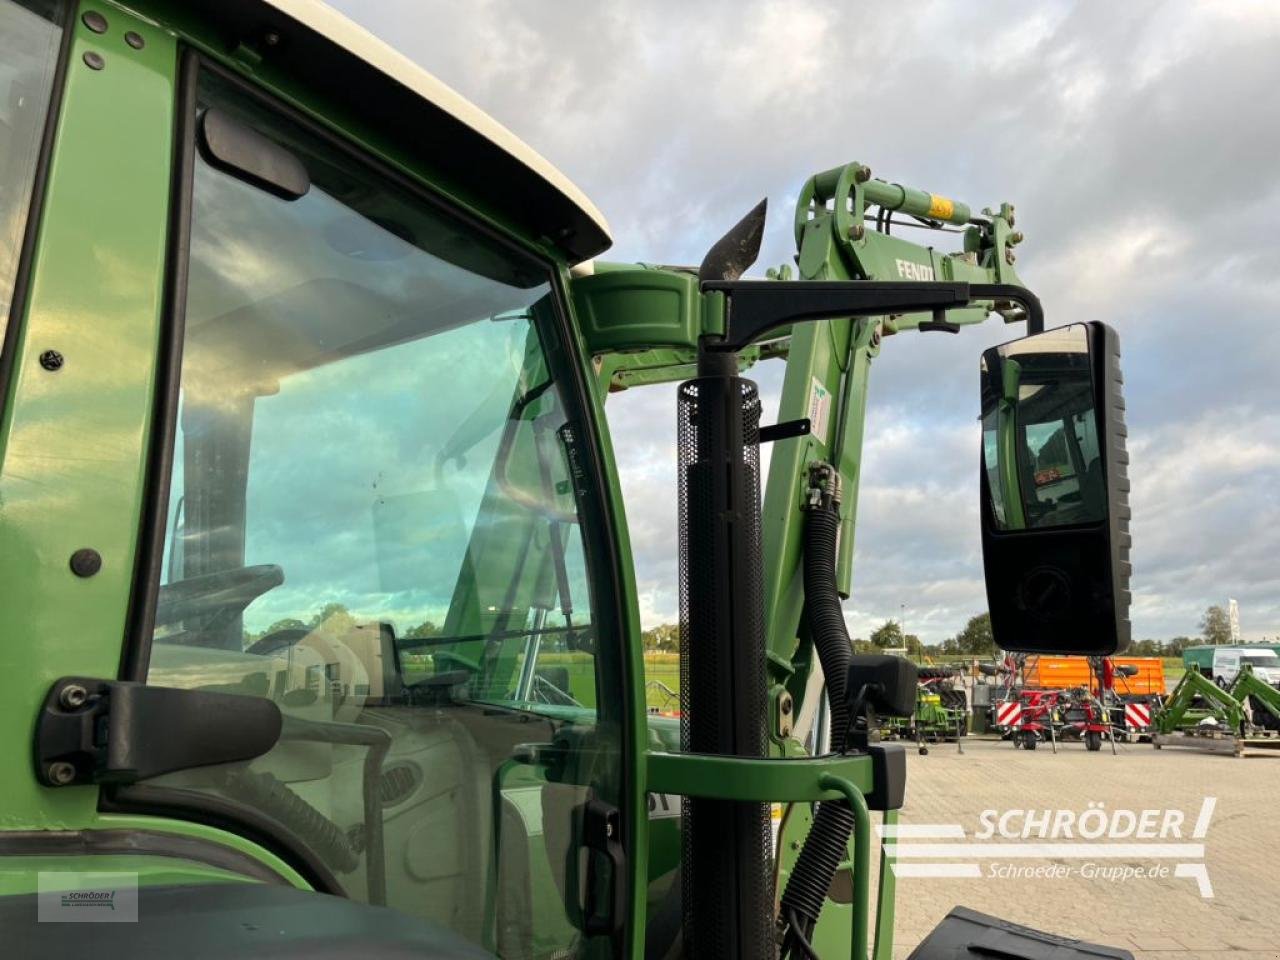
[0,0,63,346]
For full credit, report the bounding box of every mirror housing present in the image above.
[845,655,919,719]
[979,322,1131,655]
[572,268,704,354]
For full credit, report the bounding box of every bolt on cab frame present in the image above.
[0,1,1133,958]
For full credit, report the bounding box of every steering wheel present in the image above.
[154,564,284,631]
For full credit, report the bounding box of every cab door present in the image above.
[2,4,638,953]
[106,55,631,958]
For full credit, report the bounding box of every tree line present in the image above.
[640,603,1261,657]
[246,601,1259,657]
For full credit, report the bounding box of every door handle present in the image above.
[582,799,625,936]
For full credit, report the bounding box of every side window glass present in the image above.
[0,0,64,347]
[143,67,617,956]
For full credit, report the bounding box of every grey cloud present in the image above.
[332,0,1280,642]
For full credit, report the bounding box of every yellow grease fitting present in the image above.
[927,193,955,220]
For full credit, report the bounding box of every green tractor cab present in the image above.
[0,1,1134,958]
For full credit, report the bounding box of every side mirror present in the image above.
[845,655,919,719]
[978,322,1131,654]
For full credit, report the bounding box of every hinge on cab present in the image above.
[34,677,282,788]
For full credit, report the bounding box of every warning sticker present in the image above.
[927,193,955,220]
[808,378,832,444]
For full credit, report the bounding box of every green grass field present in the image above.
[642,654,681,711]
[534,652,681,709]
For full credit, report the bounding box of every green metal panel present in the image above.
[572,268,702,355]
[759,315,856,685]
[0,0,309,894]
[95,813,311,887]
[872,809,898,960]
[556,262,651,960]
[592,341,777,393]
[646,751,874,801]
[0,2,174,829]
[1181,645,1214,672]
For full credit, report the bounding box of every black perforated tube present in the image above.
[780,481,856,939]
[678,371,775,960]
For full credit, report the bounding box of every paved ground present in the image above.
[883,735,1280,960]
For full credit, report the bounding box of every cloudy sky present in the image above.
[332,0,1280,644]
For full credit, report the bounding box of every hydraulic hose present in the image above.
[224,715,391,904]
[225,768,361,874]
[780,464,857,946]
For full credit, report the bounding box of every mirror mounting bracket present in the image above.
[701,280,1042,353]
[35,677,282,787]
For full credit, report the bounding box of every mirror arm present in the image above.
[702,280,970,352]
[970,283,1045,335]
[701,280,1044,352]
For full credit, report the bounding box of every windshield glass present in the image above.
[0,0,63,349]
[1242,653,1279,666]
[140,67,618,955]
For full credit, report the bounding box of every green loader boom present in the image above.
[1153,668,1245,735]
[1228,665,1280,731]
[576,162,1027,957]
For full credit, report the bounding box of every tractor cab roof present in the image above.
[183,0,612,264]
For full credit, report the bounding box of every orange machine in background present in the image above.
[1022,656,1166,696]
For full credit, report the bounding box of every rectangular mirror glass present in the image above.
[981,324,1105,530]
[979,322,1131,655]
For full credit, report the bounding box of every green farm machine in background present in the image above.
[880,668,969,753]
[0,1,1134,958]
[1151,665,1280,755]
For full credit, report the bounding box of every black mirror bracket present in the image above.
[35,677,282,787]
[700,280,1043,353]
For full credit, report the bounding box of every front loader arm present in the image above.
[1228,665,1280,726]
[569,162,1043,960]
[1154,668,1245,734]
[577,161,1031,740]
[761,162,1026,720]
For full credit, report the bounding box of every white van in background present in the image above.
[1212,647,1280,687]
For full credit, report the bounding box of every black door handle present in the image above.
[582,800,625,936]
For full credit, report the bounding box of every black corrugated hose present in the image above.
[779,469,856,958]
[225,768,361,874]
